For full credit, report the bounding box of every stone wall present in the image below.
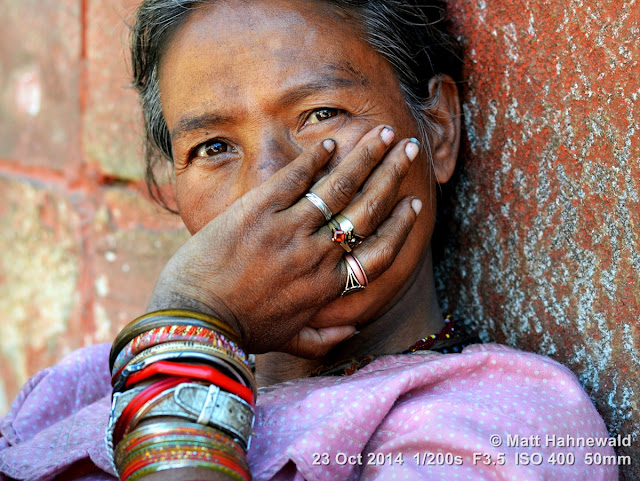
[439,1,639,478]
[0,0,189,413]
[1,0,637,479]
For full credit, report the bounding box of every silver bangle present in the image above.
[107,382,254,453]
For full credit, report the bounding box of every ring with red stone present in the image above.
[342,253,368,296]
[328,214,364,252]
[305,192,333,221]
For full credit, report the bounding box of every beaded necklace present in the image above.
[403,314,461,353]
[312,315,479,377]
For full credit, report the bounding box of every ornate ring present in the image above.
[305,192,333,221]
[342,253,368,296]
[328,214,364,252]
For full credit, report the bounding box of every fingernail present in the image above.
[323,139,336,152]
[380,127,394,146]
[405,139,420,162]
[411,198,423,215]
[346,330,360,341]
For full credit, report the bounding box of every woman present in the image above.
[0,0,617,480]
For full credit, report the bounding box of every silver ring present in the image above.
[305,192,333,221]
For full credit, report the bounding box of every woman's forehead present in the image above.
[158,0,392,126]
[163,0,359,60]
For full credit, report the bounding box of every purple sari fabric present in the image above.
[0,343,617,481]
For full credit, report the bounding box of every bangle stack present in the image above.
[107,309,256,481]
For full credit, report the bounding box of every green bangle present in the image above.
[126,459,249,481]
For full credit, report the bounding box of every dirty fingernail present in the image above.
[323,139,336,152]
[380,127,394,146]
[405,139,420,161]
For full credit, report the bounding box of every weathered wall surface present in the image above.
[0,0,637,478]
[439,0,639,478]
[0,0,189,414]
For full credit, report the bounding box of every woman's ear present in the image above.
[426,75,461,184]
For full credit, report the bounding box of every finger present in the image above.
[259,138,336,211]
[349,196,422,282]
[338,138,420,238]
[303,125,396,219]
[279,325,358,359]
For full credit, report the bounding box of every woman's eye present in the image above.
[307,108,339,124]
[195,140,234,158]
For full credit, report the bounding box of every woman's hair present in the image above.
[131,0,462,211]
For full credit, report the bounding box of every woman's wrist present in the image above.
[147,283,243,345]
[108,308,256,481]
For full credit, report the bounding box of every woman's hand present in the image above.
[147,125,422,357]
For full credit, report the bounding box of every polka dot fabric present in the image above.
[0,344,616,480]
[0,344,115,480]
[250,344,616,481]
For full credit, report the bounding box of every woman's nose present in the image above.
[239,132,303,190]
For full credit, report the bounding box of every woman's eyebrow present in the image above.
[277,74,362,109]
[278,62,369,108]
[171,112,233,141]
[171,66,368,141]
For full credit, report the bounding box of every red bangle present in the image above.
[114,376,188,445]
[125,361,254,406]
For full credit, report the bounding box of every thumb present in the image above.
[279,325,358,359]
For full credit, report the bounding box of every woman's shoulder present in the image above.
[2,343,112,443]
[0,343,116,480]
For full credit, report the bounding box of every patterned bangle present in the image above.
[114,421,245,467]
[117,437,246,470]
[111,323,249,376]
[122,438,248,467]
[122,445,249,479]
[110,309,242,370]
[114,423,251,481]
[114,343,248,386]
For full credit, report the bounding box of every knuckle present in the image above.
[330,173,358,205]
[283,165,311,190]
[377,243,398,269]
[389,161,407,184]
[362,196,386,228]
[359,144,379,167]
[308,144,325,163]
[400,209,415,235]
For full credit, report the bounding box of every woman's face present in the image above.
[158,0,443,329]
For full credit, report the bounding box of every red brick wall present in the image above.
[1,0,638,478]
[0,0,189,413]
